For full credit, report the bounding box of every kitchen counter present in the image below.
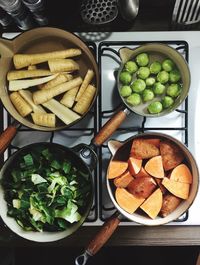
[0,224,200,247]
[0,31,200,247]
[1,0,200,34]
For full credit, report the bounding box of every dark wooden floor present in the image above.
[0,246,199,265]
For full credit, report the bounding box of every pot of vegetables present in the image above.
[93,43,190,146]
[0,27,99,154]
[0,141,97,242]
[76,132,199,265]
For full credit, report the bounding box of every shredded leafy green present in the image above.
[1,146,92,232]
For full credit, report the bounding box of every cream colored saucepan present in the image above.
[93,43,190,147]
[0,27,99,154]
[76,132,199,265]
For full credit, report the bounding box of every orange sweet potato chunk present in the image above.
[140,188,163,219]
[130,138,160,159]
[135,167,151,178]
[162,177,190,199]
[114,171,134,188]
[128,157,142,175]
[107,161,128,179]
[127,177,157,199]
[115,188,145,214]
[155,178,167,194]
[160,140,184,171]
[144,138,161,148]
[170,164,193,184]
[160,194,182,217]
[144,155,164,178]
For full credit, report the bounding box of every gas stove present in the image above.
[1,31,200,229]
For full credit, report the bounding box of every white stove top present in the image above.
[2,31,200,226]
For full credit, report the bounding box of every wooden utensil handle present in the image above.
[87,213,121,256]
[0,125,18,155]
[93,109,129,146]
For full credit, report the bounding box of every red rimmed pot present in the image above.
[0,27,99,154]
[75,132,199,265]
[0,141,97,242]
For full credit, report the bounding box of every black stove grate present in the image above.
[98,40,189,223]
[0,39,190,228]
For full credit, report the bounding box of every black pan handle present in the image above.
[0,121,20,155]
[71,143,98,171]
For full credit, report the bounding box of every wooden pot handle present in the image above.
[0,124,18,155]
[75,213,121,265]
[87,213,121,255]
[93,109,130,146]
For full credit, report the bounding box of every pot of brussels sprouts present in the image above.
[0,141,97,242]
[93,43,190,147]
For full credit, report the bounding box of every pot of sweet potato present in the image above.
[75,132,199,265]
[0,27,99,154]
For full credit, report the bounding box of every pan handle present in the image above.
[93,108,130,146]
[0,121,19,155]
[71,143,98,171]
[75,212,121,265]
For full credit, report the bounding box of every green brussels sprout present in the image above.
[126,93,141,106]
[166,83,181,98]
[124,61,138,74]
[150,61,162,74]
[145,77,156,86]
[136,53,149,66]
[162,59,175,72]
[147,101,163,114]
[119,71,132,85]
[157,70,169,84]
[131,79,146,93]
[162,96,174,109]
[137,67,150,79]
[169,69,181,83]
[153,82,165,95]
[142,89,154,102]
[119,85,132,97]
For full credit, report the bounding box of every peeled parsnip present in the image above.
[75,69,94,101]
[48,59,79,73]
[39,73,73,90]
[60,86,79,108]
[10,92,32,117]
[73,84,96,115]
[13,48,82,69]
[31,113,56,127]
[42,99,81,125]
[7,69,52,81]
[9,74,58,91]
[27,65,37,70]
[33,76,83,105]
[18,90,46,113]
